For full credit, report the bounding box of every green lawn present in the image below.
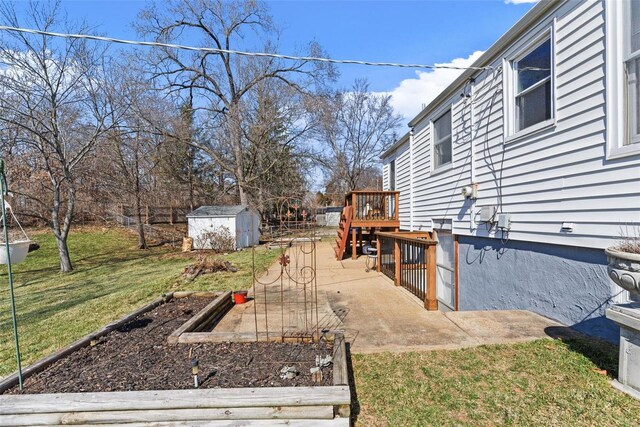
[0,227,279,377]
[353,338,640,426]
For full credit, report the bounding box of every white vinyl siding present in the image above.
[395,143,411,230]
[627,0,640,145]
[383,0,640,249]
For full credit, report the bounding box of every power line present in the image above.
[0,25,496,71]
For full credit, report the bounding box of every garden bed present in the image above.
[0,292,350,425]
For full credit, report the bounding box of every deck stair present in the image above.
[335,206,353,260]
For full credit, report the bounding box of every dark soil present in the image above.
[4,297,333,394]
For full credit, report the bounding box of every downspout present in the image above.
[409,127,415,231]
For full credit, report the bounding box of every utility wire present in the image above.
[0,25,496,71]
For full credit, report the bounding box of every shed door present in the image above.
[434,220,456,311]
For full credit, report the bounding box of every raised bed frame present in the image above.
[0,291,351,426]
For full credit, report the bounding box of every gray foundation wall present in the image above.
[458,235,620,342]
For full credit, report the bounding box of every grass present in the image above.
[0,227,279,377]
[352,338,640,426]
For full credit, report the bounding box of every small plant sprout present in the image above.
[90,336,97,347]
[191,358,199,388]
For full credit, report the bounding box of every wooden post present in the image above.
[351,226,357,260]
[382,196,387,220]
[351,193,357,220]
[169,206,174,225]
[394,237,400,286]
[394,192,399,220]
[376,233,381,273]
[145,205,150,225]
[425,243,438,310]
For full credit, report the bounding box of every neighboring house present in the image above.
[381,0,640,341]
[187,205,260,250]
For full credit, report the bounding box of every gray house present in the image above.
[381,0,640,341]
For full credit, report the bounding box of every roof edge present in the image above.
[380,131,411,159]
[406,0,561,130]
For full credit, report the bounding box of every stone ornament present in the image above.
[605,248,640,296]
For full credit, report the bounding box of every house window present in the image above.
[433,109,452,169]
[626,0,640,145]
[513,38,552,132]
[388,160,395,190]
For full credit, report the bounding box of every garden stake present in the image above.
[0,159,23,389]
[191,358,199,388]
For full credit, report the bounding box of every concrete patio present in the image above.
[215,241,574,353]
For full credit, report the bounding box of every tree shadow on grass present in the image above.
[545,326,619,379]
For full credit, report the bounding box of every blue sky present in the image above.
[57,0,536,120]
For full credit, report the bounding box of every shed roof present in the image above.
[186,205,248,218]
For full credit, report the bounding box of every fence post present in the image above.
[425,243,438,310]
[145,205,150,225]
[394,237,400,286]
[169,206,174,225]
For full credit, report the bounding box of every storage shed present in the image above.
[187,205,260,250]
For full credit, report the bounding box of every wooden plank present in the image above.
[178,332,271,343]
[351,220,400,228]
[1,406,335,425]
[173,291,221,299]
[43,419,350,427]
[0,386,351,414]
[192,301,233,332]
[0,294,173,393]
[167,292,231,344]
[425,244,438,311]
[332,333,348,387]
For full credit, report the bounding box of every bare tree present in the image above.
[102,63,175,249]
[0,1,118,272]
[137,0,335,206]
[316,79,401,193]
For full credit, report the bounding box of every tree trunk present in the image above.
[50,182,74,273]
[134,154,147,249]
[55,234,73,273]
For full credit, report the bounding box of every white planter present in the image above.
[0,240,31,264]
[605,248,640,297]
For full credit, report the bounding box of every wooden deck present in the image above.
[335,191,400,260]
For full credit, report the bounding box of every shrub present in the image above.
[195,226,236,252]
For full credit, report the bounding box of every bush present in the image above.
[195,226,236,252]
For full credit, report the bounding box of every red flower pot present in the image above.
[234,291,248,304]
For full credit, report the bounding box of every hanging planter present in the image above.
[0,201,33,265]
[0,240,32,264]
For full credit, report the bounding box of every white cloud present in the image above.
[376,50,484,123]
[504,0,538,4]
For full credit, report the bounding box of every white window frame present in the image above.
[504,27,556,142]
[606,0,640,159]
[430,107,453,173]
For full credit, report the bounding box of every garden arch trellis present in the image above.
[252,197,320,342]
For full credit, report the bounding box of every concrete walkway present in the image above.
[215,241,571,354]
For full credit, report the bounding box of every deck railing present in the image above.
[345,191,399,223]
[375,231,438,310]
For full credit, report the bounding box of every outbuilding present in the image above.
[187,205,260,250]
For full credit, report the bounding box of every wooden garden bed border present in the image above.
[0,292,352,426]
